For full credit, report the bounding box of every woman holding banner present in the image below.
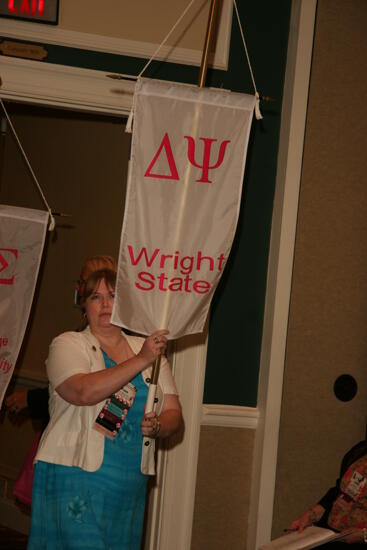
[28,255,182,550]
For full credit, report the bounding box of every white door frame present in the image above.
[247,1,317,548]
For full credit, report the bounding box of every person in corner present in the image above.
[27,255,183,550]
[290,440,367,547]
[6,387,49,427]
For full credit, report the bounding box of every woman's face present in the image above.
[84,278,115,331]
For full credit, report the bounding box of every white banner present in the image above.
[112,78,255,339]
[0,205,48,407]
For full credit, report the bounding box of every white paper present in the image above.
[260,526,347,550]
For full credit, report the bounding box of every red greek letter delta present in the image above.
[144,133,179,180]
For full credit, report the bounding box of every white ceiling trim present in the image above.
[0,55,134,116]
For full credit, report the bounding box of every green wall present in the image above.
[0,1,291,406]
[203,3,292,406]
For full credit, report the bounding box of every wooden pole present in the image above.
[146,0,220,419]
[198,0,218,88]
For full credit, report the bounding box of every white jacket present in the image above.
[35,326,178,475]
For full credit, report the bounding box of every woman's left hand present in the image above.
[141,411,161,438]
[141,395,182,439]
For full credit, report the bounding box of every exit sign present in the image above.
[0,0,59,25]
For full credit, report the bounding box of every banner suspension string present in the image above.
[125,0,198,133]
[0,98,55,231]
[232,0,262,120]
[125,0,263,132]
[138,0,197,80]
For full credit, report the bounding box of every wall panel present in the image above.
[191,426,255,550]
[273,0,367,537]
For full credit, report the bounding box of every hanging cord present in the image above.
[125,0,263,130]
[125,0,197,133]
[138,0,197,79]
[0,99,55,230]
[232,0,263,120]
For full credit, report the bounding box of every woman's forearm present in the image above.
[54,331,167,406]
[56,354,149,405]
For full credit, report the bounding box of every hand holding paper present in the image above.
[290,504,325,533]
[259,525,353,549]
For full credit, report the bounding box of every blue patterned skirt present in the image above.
[28,359,149,550]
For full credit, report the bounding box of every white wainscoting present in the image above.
[202,404,259,429]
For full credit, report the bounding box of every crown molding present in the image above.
[0,55,134,115]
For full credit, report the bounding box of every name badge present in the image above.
[93,382,137,440]
[345,470,367,500]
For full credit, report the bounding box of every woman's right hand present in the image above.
[137,330,169,364]
[290,504,325,532]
